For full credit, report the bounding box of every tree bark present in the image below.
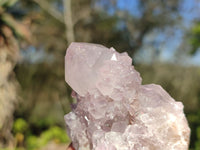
[0,26,19,148]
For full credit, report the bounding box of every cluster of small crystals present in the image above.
[64,42,190,150]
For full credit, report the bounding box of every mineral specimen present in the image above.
[64,42,190,150]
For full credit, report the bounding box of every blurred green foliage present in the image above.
[0,0,18,7]
[188,113,200,150]
[26,126,70,150]
[195,127,200,149]
[13,118,28,134]
[12,118,70,150]
[0,124,70,150]
[190,22,200,54]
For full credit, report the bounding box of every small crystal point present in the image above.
[64,42,190,150]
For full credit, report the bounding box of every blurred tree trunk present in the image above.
[33,0,75,44]
[0,1,30,147]
[33,0,93,44]
[0,25,19,147]
[63,0,75,44]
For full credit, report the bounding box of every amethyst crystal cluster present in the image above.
[64,43,190,150]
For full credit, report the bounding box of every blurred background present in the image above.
[0,0,200,149]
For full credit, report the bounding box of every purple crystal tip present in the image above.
[64,42,190,150]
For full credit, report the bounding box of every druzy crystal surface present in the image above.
[64,42,190,150]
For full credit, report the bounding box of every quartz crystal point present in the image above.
[64,42,190,150]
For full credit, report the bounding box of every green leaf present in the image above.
[13,118,28,133]
[0,0,18,7]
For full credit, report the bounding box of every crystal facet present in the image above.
[64,42,190,150]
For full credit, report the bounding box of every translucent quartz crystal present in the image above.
[64,42,190,150]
